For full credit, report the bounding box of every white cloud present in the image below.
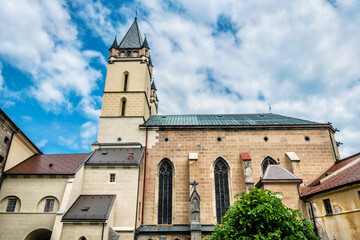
[0,0,103,117]
[58,135,79,150]
[36,139,48,148]
[80,121,98,149]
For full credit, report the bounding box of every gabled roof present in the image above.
[141,113,327,128]
[62,195,115,222]
[263,165,300,180]
[256,165,302,187]
[302,152,360,197]
[0,108,42,154]
[85,147,144,166]
[5,153,90,175]
[118,18,143,49]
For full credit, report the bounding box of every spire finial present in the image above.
[135,5,138,20]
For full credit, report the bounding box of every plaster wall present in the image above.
[5,134,39,171]
[308,185,360,240]
[82,166,139,231]
[97,117,146,145]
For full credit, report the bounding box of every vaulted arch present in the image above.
[214,157,230,223]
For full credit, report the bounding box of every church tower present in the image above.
[96,18,158,146]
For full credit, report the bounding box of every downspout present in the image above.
[141,128,148,225]
[101,216,105,240]
[304,199,319,237]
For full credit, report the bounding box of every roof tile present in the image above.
[5,153,90,175]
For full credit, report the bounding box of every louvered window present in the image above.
[214,159,230,223]
[158,160,173,224]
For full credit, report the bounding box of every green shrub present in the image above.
[210,188,318,240]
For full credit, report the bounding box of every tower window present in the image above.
[44,199,55,212]
[323,199,333,215]
[110,174,115,182]
[158,159,173,224]
[124,74,128,91]
[214,158,230,223]
[121,99,126,116]
[6,199,17,212]
[4,136,9,144]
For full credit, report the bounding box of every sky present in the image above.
[0,0,359,157]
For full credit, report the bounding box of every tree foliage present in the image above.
[210,188,319,240]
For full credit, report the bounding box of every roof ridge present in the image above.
[320,157,360,184]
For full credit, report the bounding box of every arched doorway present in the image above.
[25,228,52,240]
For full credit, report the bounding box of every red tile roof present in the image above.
[307,152,360,187]
[302,152,360,197]
[5,153,90,175]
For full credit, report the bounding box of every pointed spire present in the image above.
[142,35,149,49]
[109,35,118,50]
[118,18,143,49]
[151,80,157,90]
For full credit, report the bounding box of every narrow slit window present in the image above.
[44,199,55,212]
[124,74,128,91]
[6,199,17,212]
[323,199,333,215]
[121,100,126,116]
[110,174,116,183]
[214,159,230,223]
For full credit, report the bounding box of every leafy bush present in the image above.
[210,188,318,240]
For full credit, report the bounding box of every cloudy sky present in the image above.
[0,0,359,157]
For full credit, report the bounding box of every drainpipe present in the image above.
[101,216,105,240]
[304,199,319,237]
[141,128,148,225]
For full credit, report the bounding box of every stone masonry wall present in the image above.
[143,127,337,226]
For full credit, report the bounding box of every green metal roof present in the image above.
[141,113,327,127]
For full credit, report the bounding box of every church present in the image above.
[0,17,348,240]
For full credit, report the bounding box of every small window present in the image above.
[124,74,128,91]
[127,51,131,57]
[44,199,55,212]
[121,99,126,116]
[0,155,4,163]
[110,174,115,183]
[4,136,9,144]
[323,199,333,215]
[358,191,360,200]
[6,199,17,212]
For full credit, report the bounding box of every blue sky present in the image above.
[0,0,360,157]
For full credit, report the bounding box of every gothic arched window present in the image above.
[214,158,230,223]
[261,156,277,174]
[158,159,173,224]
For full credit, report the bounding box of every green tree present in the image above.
[210,188,318,240]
